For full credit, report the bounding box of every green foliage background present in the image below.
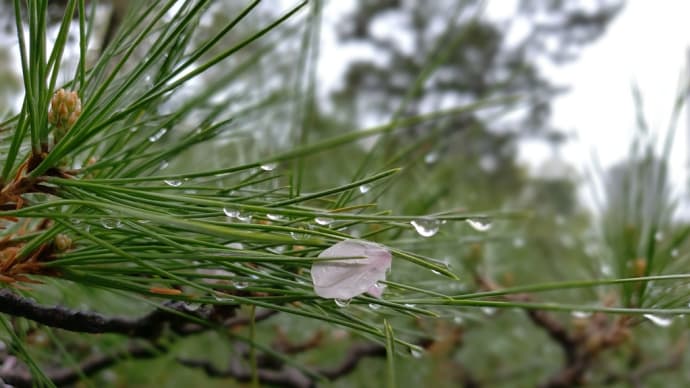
[1,1,689,387]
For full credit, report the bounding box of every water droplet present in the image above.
[513,237,525,248]
[101,218,121,229]
[368,303,381,310]
[481,307,496,316]
[403,303,416,308]
[671,249,680,258]
[643,314,672,327]
[453,315,464,324]
[358,184,371,194]
[409,347,424,358]
[223,208,240,218]
[237,213,252,223]
[225,242,244,250]
[260,163,277,171]
[466,218,492,232]
[570,311,591,319]
[183,302,201,311]
[655,231,664,242]
[213,293,234,303]
[315,216,334,226]
[159,160,169,170]
[431,269,442,276]
[148,128,168,142]
[290,230,309,240]
[164,179,182,187]
[410,218,440,237]
[334,298,351,308]
[370,282,386,295]
[234,281,249,289]
[267,213,285,221]
[424,152,439,164]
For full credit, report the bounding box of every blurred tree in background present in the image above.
[2,1,690,387]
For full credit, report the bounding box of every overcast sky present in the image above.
[320,1,690,211]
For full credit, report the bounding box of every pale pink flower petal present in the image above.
[311,239,392,300]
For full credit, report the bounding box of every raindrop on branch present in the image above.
[409,347,424,358]
[223,208,240,218]
[643,314,672,327]
[314,217,334,226]
[236,213,253,223]
[267,213,285,221]
[334,298,351,308]
[260,163,277,172]
[358,184,371,194]
[466,218,492,232]
[410,219,440,237]
[148,128,168,142]
[164,179,182,187]
[101,218,122,229]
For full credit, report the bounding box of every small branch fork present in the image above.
[475,274,684,387]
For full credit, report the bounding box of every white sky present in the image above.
[320,1,690,209]
[521,1,690,186]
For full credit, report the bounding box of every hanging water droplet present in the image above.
[424,151,439,164]
[234,281,249,289]
[213,293,234,303]
[466,218,492,232]
[410,218,440,237]
[358,184,371,194]
[655,231,664,242]
[267,213,285,221]
[260,163,277,172]
[101,218,121,229]
[368,303,381,311]
[513,237,525,248]
[223,208,240,218]
[431,269,442,276]
[314,216,334,226]
[334,298,351,308]
[643,314,672,327]
[159,160,169,170]
[370,282,386,296]
[225,242,244,250]
[148,128,168,142]
[671,249,680,258]
[237,213,253,223]
[453,315,464,324]
[481,307,496,316]
[183,302,201,311]
[290,229,309,240]
[570,311,591,319]
[403,303,416,308]
[409,347,424,358]
[164,179,182,187]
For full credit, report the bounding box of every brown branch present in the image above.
[0,290,213,338]
[603,334,687,386]
[317,342,386,379]
[1,343,163,388]
[0,289,277,340]
[176,357,314,388]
